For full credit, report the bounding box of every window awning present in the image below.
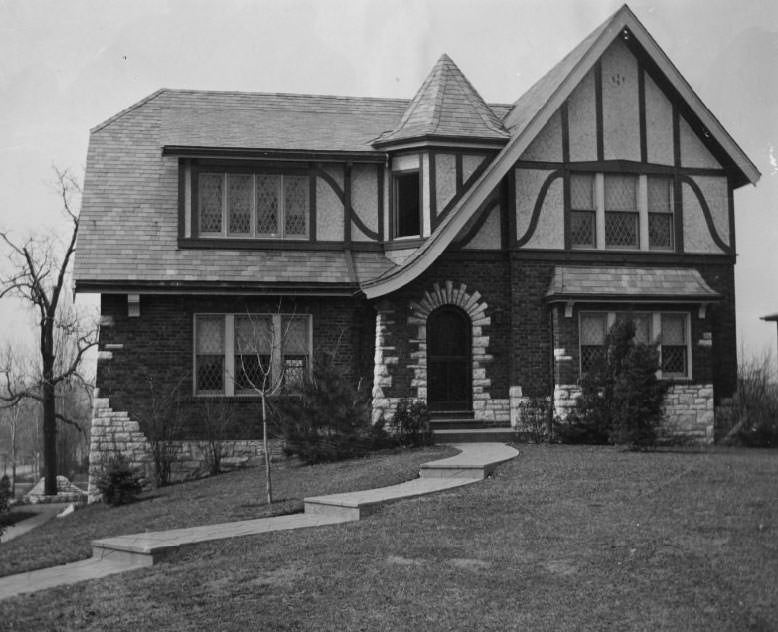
[545,266,721,316]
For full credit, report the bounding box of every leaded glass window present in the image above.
[648,176,674,250]
[615,312,651,344]
[580,313,607,373]
[604,174,639,248]
[281,316,310,388]
[199,174,224,234]
[661,313,688,377]
[570,173,596,248]
[196,316,225,393]
[234,315,273,393]
[196,171,308,239]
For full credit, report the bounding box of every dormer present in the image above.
[373,54,509,244]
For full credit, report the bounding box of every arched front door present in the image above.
[427,306,471,412]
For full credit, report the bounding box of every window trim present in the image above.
[193,313,313,397]
[191,164,313,242]
[391,168,422,239]
[577,310,692,380]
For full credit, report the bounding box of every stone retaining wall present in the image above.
[87,397,277,501]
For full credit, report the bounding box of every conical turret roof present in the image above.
[373,54,509,146]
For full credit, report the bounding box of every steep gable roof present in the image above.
[362,3,760,299]
[372,54,509,146]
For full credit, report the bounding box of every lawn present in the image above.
[2,445,777,631]
[0,445,453,577]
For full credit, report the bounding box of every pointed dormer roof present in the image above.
[373,54,509,147]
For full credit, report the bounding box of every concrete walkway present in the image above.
[0,443,518,600]
[0,503,71,544]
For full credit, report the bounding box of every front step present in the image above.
[433,427,515,443]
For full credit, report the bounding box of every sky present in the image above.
[0,0,776,368]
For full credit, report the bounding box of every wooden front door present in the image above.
[427,306,471,411]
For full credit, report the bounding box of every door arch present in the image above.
[427,305,471,411]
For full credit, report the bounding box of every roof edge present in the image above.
[91,89,168,133]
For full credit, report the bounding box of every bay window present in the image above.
[194,313,312,396]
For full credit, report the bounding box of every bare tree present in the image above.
[0,169,97,495]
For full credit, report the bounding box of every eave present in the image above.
[162,146,387,164]
[75,279,362,297]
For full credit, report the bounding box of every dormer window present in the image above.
[393,170,421,238]
[194,167,310,240]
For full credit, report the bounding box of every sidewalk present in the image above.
[0,503,71,544]
[0,443,518,601]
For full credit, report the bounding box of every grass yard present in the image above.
[2,445,777,631]
[0,445,453,578]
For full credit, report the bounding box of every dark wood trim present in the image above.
[516,171,564,247]
[309,163,317,242]
[680,175,732,254]
[672,102,681,168]
[438,249,508,262]
[514,159,726,177]
[595,60,604,161]
[344,163,352,244]
[178,159,186,239]
[560,102,570,164]
[727,174,736,252]
[547,292,721,304]
[192,160,319,174]
[429,151,437,217]
[674,173,685,254]
[455,153,463,191]
[377,165,385,241]
[510,248,736,266]
[500,176,510,251]
[562,169,571,250]
[316,166,380,241]
[419,158,425,236]
[372,134,509,149]
[178,237,383,252]
[163,145,387,164]
[452,196,500,250]
[638,66,647,163]
[388,168,395,239]
[76,279,361,296]
[507,168,517,246]
[433,154,493,231]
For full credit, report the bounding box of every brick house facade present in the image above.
[76,6,758,491]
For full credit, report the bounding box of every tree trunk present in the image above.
[10,415,16,496]
[42,381,58,495]
[261,394,272,505]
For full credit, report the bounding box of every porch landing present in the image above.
[0,443,518,600]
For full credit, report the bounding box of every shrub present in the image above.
[516,398,552,443]
[96,455,144,506]
[278,351,373,464]
[390,399,433,447]
[723,354,778,447]
[0,475,10,538]
[560,319,667,450]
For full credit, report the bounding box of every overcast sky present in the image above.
[1,0,776,366]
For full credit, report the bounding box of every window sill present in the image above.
[385,236,425,250]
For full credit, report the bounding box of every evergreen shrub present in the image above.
[96,455,144,506]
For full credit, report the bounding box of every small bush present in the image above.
[390,399,433,447]
[516,398,552,443]
[725,355,778,447]
[560,319,667,450]
[278,351,373,464]
[96,455,144,506]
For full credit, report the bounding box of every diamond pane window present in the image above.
[228,174,252,235]
[661,314,688,377]
[570,211,595,248]
[580,313,607,373]
[615,312,651,344]
[284,176,308,236]
[256,174,280,235]
[235,315,273,393]
[649,213,673,249]
[281,316,309,355]
[604,175,637,211]
[605,211,639,247]
[196,316,225,393]
[648,176,674,250]
[571,174,595,210]
[283,357,307,388]
[199,174,223,234]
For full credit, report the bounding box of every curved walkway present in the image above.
[0,443,518,600]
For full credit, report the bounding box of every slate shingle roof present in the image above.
[545,266,721,301]
[373,54,509,146]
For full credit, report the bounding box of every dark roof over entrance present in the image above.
[545,266,721,303]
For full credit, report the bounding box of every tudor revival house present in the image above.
[76,6,758,481]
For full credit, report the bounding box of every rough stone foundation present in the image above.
[553,383,715,443]
[87,397,277,501]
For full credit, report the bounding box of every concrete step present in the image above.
[429,410,474,421]
[433,427,515,443]
[430,419,485,430]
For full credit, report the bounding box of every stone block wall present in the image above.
[87,397,279,501]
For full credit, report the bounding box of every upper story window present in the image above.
[578,311,690,379]
[393,170,421,238]
[196,170,310,240]
[569,172,675,252]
